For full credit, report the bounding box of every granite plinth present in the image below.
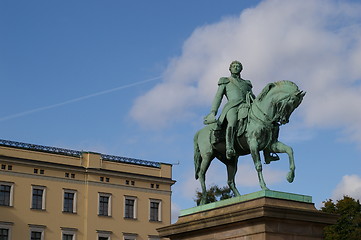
[158,191,337,240]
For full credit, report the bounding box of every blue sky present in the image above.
[1,0,361,222]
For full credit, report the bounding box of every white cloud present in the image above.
[332,174,361,200]
[130,0,361,146]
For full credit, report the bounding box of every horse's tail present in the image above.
[194,130,202,180]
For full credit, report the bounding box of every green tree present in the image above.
[321,196,361,240]
[194,185,234,206]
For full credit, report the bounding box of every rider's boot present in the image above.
[263,150,280,164]
[226,126,236,160]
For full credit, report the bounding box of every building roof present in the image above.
[0,139,162,168]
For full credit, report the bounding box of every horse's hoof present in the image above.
[287,172,295,183]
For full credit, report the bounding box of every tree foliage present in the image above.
[194,185,234,206]
[321,196,361,240]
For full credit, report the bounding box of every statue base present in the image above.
[158,190,337,240]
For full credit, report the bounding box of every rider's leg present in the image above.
[263,148,280,164]
[226,108,237,159]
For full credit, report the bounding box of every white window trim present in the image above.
[97,230,111,240]
[149,199,162,222]
[0,181,14,207]
[63,189,77,213]
[29,224,45,240]
[123,196,137,219]
[31,185,46,210]
[98,193,112,217]
[61,227,77,240]
[0,222,13,240]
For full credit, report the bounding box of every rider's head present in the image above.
[229,61,243,74]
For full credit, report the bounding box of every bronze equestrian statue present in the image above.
[195,62,305,205]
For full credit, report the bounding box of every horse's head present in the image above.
[275,90,305,125]
[256,81,305,125]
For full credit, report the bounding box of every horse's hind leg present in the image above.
[198,152,213,205]
[226,157,241,196]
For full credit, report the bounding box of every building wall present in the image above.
[0,141,174,240]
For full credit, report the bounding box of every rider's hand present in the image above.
[204,113,217,125]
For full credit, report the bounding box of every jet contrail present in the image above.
[0,76,161,122]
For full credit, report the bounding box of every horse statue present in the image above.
[194,80,305,205]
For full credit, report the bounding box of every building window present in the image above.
[123,233,137,240]
[124,196,137,219]
[97,230,111,240]
[34,169,38,174]
[1,165,5,170]
[31,231,42,240]
[98,193,111,216]
[148,236,160,240]
[7,165,12,171]
[0,228,9,240]
[63,189,77,213]
[29,225,45,240]
[0,182,13,207]
[149,199,161,222]
[61,227,77,240]
[62,233,73,240]
[31,186,46,210]
[0,222,13,240]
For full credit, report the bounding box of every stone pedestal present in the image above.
[158,190,337,240]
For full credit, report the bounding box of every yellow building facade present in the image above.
[0,139,174,240]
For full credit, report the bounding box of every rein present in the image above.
[251,91,294,126]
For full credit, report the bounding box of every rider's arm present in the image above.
[204,78,228,125]
[210,77,229,115]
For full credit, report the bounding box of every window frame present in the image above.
[149,199,162,222]
[63,189,77,213]
[123,233,137,240]
[98,193,112,217]
[124,196,137,219]
[31,185,46,210]
[29,225,45,240]
[61,227,77,240]
[0,182,14,207]
[97,230,111,240]
[0,222,13,240]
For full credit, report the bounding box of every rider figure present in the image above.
[204,60,253,159]
[204,60,280,162]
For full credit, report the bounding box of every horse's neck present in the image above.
[252,97,275,123]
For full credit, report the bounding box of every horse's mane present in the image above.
[257,80,299,101]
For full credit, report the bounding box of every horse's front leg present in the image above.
[269,141,295,183]
[198,152,213,205]
[249,139,269,190]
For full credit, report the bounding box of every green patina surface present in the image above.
[180,190,312,217]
